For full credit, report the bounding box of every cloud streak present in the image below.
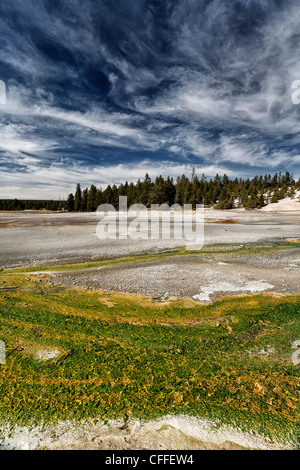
[0,0,299,198]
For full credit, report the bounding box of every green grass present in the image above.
[0,268,299,446]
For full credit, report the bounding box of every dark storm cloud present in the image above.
[0,0,299,197]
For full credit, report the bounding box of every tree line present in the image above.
[66,170,299,212]
[0,199,64,212]
[1,171,299,212]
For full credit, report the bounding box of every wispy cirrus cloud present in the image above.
[0,0,299,198]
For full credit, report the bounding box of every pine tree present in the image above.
[96,188,104,209]
[164,176,176,206]
[81,188,88,211]
[74,183,82,212]
[149,176,168,205]
[140,173,152,206]
[66,193,75,212]
[87,184,97,212]
[103,185,113,204]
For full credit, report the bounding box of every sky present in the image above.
[0,0,300,199]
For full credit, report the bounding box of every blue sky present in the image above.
[0,0,300,199]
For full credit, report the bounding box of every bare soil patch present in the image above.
[50,248,300,302]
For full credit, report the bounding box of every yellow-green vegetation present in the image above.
[0,256,299,446]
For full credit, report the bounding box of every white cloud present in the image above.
[0,160,237,200]
[1,0,300,200]
[0,123,54,156]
